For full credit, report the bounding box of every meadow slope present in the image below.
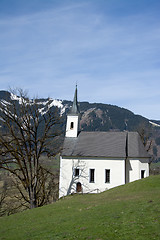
[0,175,160,240]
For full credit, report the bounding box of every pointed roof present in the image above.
[69,85,79,115]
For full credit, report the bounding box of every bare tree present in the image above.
[0,89,61,209]
[137,123,152,152]
[137,123,154,172]
[0,186,7,216]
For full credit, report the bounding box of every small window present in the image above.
[70,122,74,129]
[89,169,95,183]
[105,169,110,183]
[141,170,145,179]
[74,168,79,177]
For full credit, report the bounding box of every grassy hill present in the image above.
[0,175,160,240]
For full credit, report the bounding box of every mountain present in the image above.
[0,90,151,131]
[0,90,160,162]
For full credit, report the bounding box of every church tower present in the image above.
[65,85,80,138]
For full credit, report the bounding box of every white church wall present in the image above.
[128,159,139,182]
[128,158,149,182]
[86,158,125,193]
[59,157,74,198]
[59,157,125,198]
[139,158,149,178]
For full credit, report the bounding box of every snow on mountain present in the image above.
[10,93,26,104]
[10,93,66,116]
[0,99,11,106]
[149,121,160,128]
[36,99,66,115]
[48,99,66,115]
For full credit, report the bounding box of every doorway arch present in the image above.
[76,182,82,193]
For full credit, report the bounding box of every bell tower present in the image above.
[66,85,79,138]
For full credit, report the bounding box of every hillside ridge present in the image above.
[0,175,160,240]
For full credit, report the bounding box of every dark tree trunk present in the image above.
[29,189,37,209]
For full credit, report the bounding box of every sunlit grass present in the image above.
[0,175,160,240]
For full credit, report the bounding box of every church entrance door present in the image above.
[76,182,82,193]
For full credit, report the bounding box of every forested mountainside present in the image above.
[0,90,160,162]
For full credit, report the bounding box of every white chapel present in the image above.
[59,87,150,198]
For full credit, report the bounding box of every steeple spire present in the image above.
[65,85,80,137]
[70,84,79,115]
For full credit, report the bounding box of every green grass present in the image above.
[0,175,160,240]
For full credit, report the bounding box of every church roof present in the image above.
[68,85,79,115]
[61,131,150,159]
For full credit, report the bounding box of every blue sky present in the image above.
[0,0,160,119]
